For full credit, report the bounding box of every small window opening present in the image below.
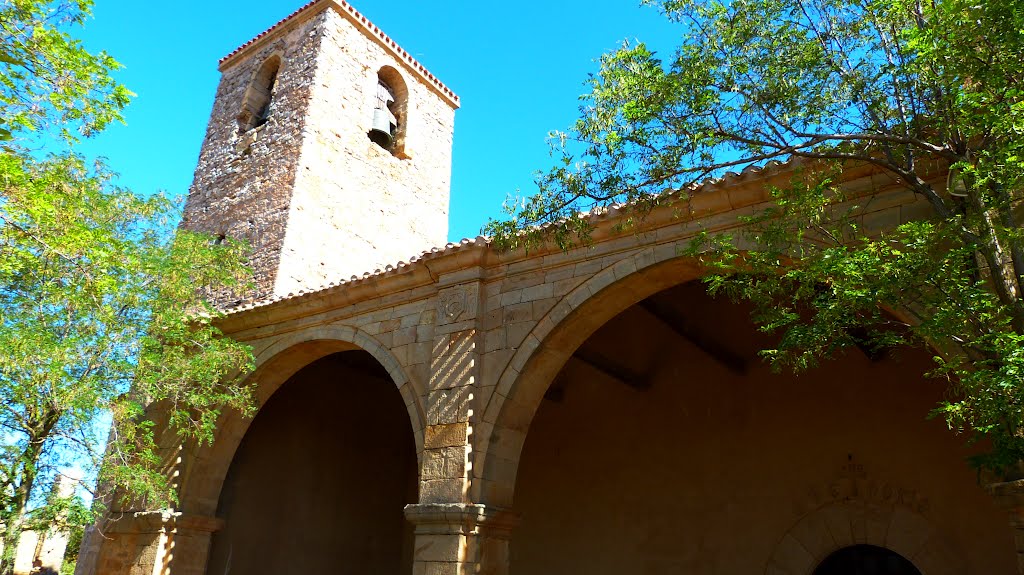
[238,56,281,134]
[367,66,408,157]
[253,69,277,128]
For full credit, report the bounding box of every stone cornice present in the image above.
[217,157,934,336]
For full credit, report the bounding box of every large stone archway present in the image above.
[475,252,709,507]
[474,251,1014,574]
[204,348,418,574]
[133,324,426,575]
[177,324,426,518]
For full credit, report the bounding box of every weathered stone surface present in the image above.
[181,3,455,303]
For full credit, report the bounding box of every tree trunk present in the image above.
[0,477,32,575]
[0,517,23,575]
[0,435,45,575]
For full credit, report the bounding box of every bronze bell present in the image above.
[369,108,394,148]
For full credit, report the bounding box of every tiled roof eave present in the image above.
[218,157,808,323]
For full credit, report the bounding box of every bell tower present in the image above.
[182,0,459,302]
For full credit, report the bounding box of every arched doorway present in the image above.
[814,545,921,575]
[205,350,417,574]
[505,280,1014,573]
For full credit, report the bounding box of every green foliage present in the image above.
[0,2,254,573]
[0,0,132,144]
[488,0,1024,471]
[60,522,83,575]
[0,152,256,571]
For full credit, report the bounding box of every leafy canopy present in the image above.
[0,153,255,518]
[0,0,132,143]
[487,0,1024,469]
[0,1,255,572]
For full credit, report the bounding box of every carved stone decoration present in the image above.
[796,459,930,516]
[440,289,467,320]
[765,500,964,575]
[766,472,963,575]
[802,476,930,516]
[437,283,479,325]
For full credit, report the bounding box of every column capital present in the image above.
[987,479,1024,574]
[989,479,1024,527]
[404,503,519,537]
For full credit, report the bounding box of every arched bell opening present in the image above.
[506,279,1014,573]
[813,545,921,575]
[368,66,409,157]
[205,350,417,575]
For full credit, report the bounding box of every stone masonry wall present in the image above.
[181,15,324,302]
[77,162,1024,574]
[275,8,454,296]
[79,0,1023,570]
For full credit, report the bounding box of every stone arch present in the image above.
[767,502,966,575]
[178,323,425,517]
[473,240,953,508]
[475,246,709,506]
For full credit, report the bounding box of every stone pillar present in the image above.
[36,528,69,574]
[410,276,521,574]
[420,279,483,505]
[988,479,1024,574]
[74,511,222,575]
[405,503,519,575]
[158,514,223,575]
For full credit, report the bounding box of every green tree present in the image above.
[0,0,131,143]
[0,2,255,573]
[487,0,1024,470]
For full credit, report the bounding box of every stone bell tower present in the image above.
[182,0,459,302]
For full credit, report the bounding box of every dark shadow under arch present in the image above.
[507,279,1011,573]
[814,545,922,575]
[205,350,417,575]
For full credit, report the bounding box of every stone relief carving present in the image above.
[799,459,930,515]
[438,284,479,324]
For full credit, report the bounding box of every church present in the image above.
[74,1,1024,573]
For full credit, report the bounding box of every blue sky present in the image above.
[74,0,680,242]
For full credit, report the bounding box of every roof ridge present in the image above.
[218,0,459,107]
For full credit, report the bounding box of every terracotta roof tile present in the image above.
[219,0,459,107]
[222,236,487,316]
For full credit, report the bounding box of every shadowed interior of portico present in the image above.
[205,351,417,575]
[509,280,1014,574]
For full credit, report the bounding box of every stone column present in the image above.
[988,479,1024,574]
[420,280,483,505]
[405,503,519,575]
[159,514,223,575]
[410,276,521,574]
[74,511,222,575]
